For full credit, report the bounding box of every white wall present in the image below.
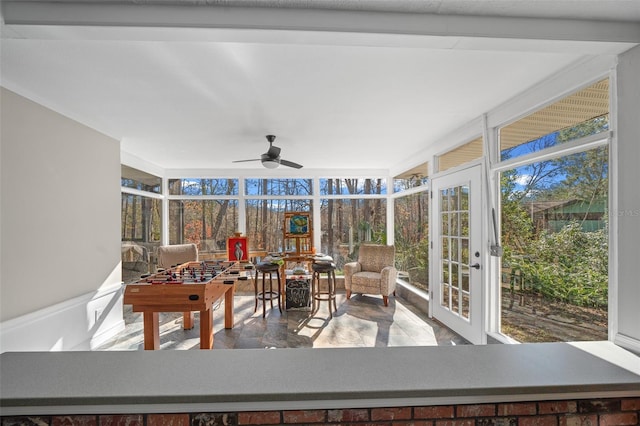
[614,44,640,351]
[0,87,124,351]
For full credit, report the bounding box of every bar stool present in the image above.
[254,262,282,318]
[311,261,337,318]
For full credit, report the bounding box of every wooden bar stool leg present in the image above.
[327,271,333,319]
[253,273,259,313]
[311,271,319,314]
[262,272,267,318]
[276,270,282,313]
[331,270,338,312]
[269,272,274,310]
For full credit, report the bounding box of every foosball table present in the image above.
[123,260,252,350]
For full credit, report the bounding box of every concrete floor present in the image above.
[98,291,469,351]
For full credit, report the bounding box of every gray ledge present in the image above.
[1,341,639,415]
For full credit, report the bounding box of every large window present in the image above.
[121,194,162,243]
[157,177,391,263]
[499,143,608,343]
[167,178,239,257]
[121,166,162,283]
[394,190,429,292]
[319,178,387,270]
[320,198,387,270]
[168,199,239,256]
[245,198,312,252]
[392,169,430,293]
[244,178,313,252]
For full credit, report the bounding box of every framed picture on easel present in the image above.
[284,211,311,238]
[227,235,249,261]
[283,211,313,256]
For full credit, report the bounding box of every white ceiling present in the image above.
[2,1,639,175]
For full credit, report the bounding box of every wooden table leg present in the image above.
[183,311,194,329]
[200,308,214,349]
[143,311,160,350]
[224,285,235,329]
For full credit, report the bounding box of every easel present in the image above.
[281,211,314,308]
[283,211,314,262]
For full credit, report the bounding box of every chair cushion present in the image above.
[351,271,382,288]
[157,244,198,268]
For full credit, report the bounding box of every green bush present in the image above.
[395,236,429,290]
[506,222,608,308]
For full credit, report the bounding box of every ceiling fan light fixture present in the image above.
[262,158,280,169]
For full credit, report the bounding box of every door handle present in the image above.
[471,263,481,270]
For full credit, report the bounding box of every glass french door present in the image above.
[431,164,484,344]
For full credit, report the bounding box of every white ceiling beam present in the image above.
[3,2,640,44]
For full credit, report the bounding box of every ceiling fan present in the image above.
[232,135,303,169]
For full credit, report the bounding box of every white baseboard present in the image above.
[0,283,125,353]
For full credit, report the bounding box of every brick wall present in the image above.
[2,397,639,426]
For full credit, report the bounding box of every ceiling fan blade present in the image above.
[232,159,261,163]
[266,144,281,158]
[280,159,303,169]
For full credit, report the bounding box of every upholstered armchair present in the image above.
[343,244,397,306]
[156,243,198,269]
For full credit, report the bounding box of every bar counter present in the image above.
[1,342,639,415]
